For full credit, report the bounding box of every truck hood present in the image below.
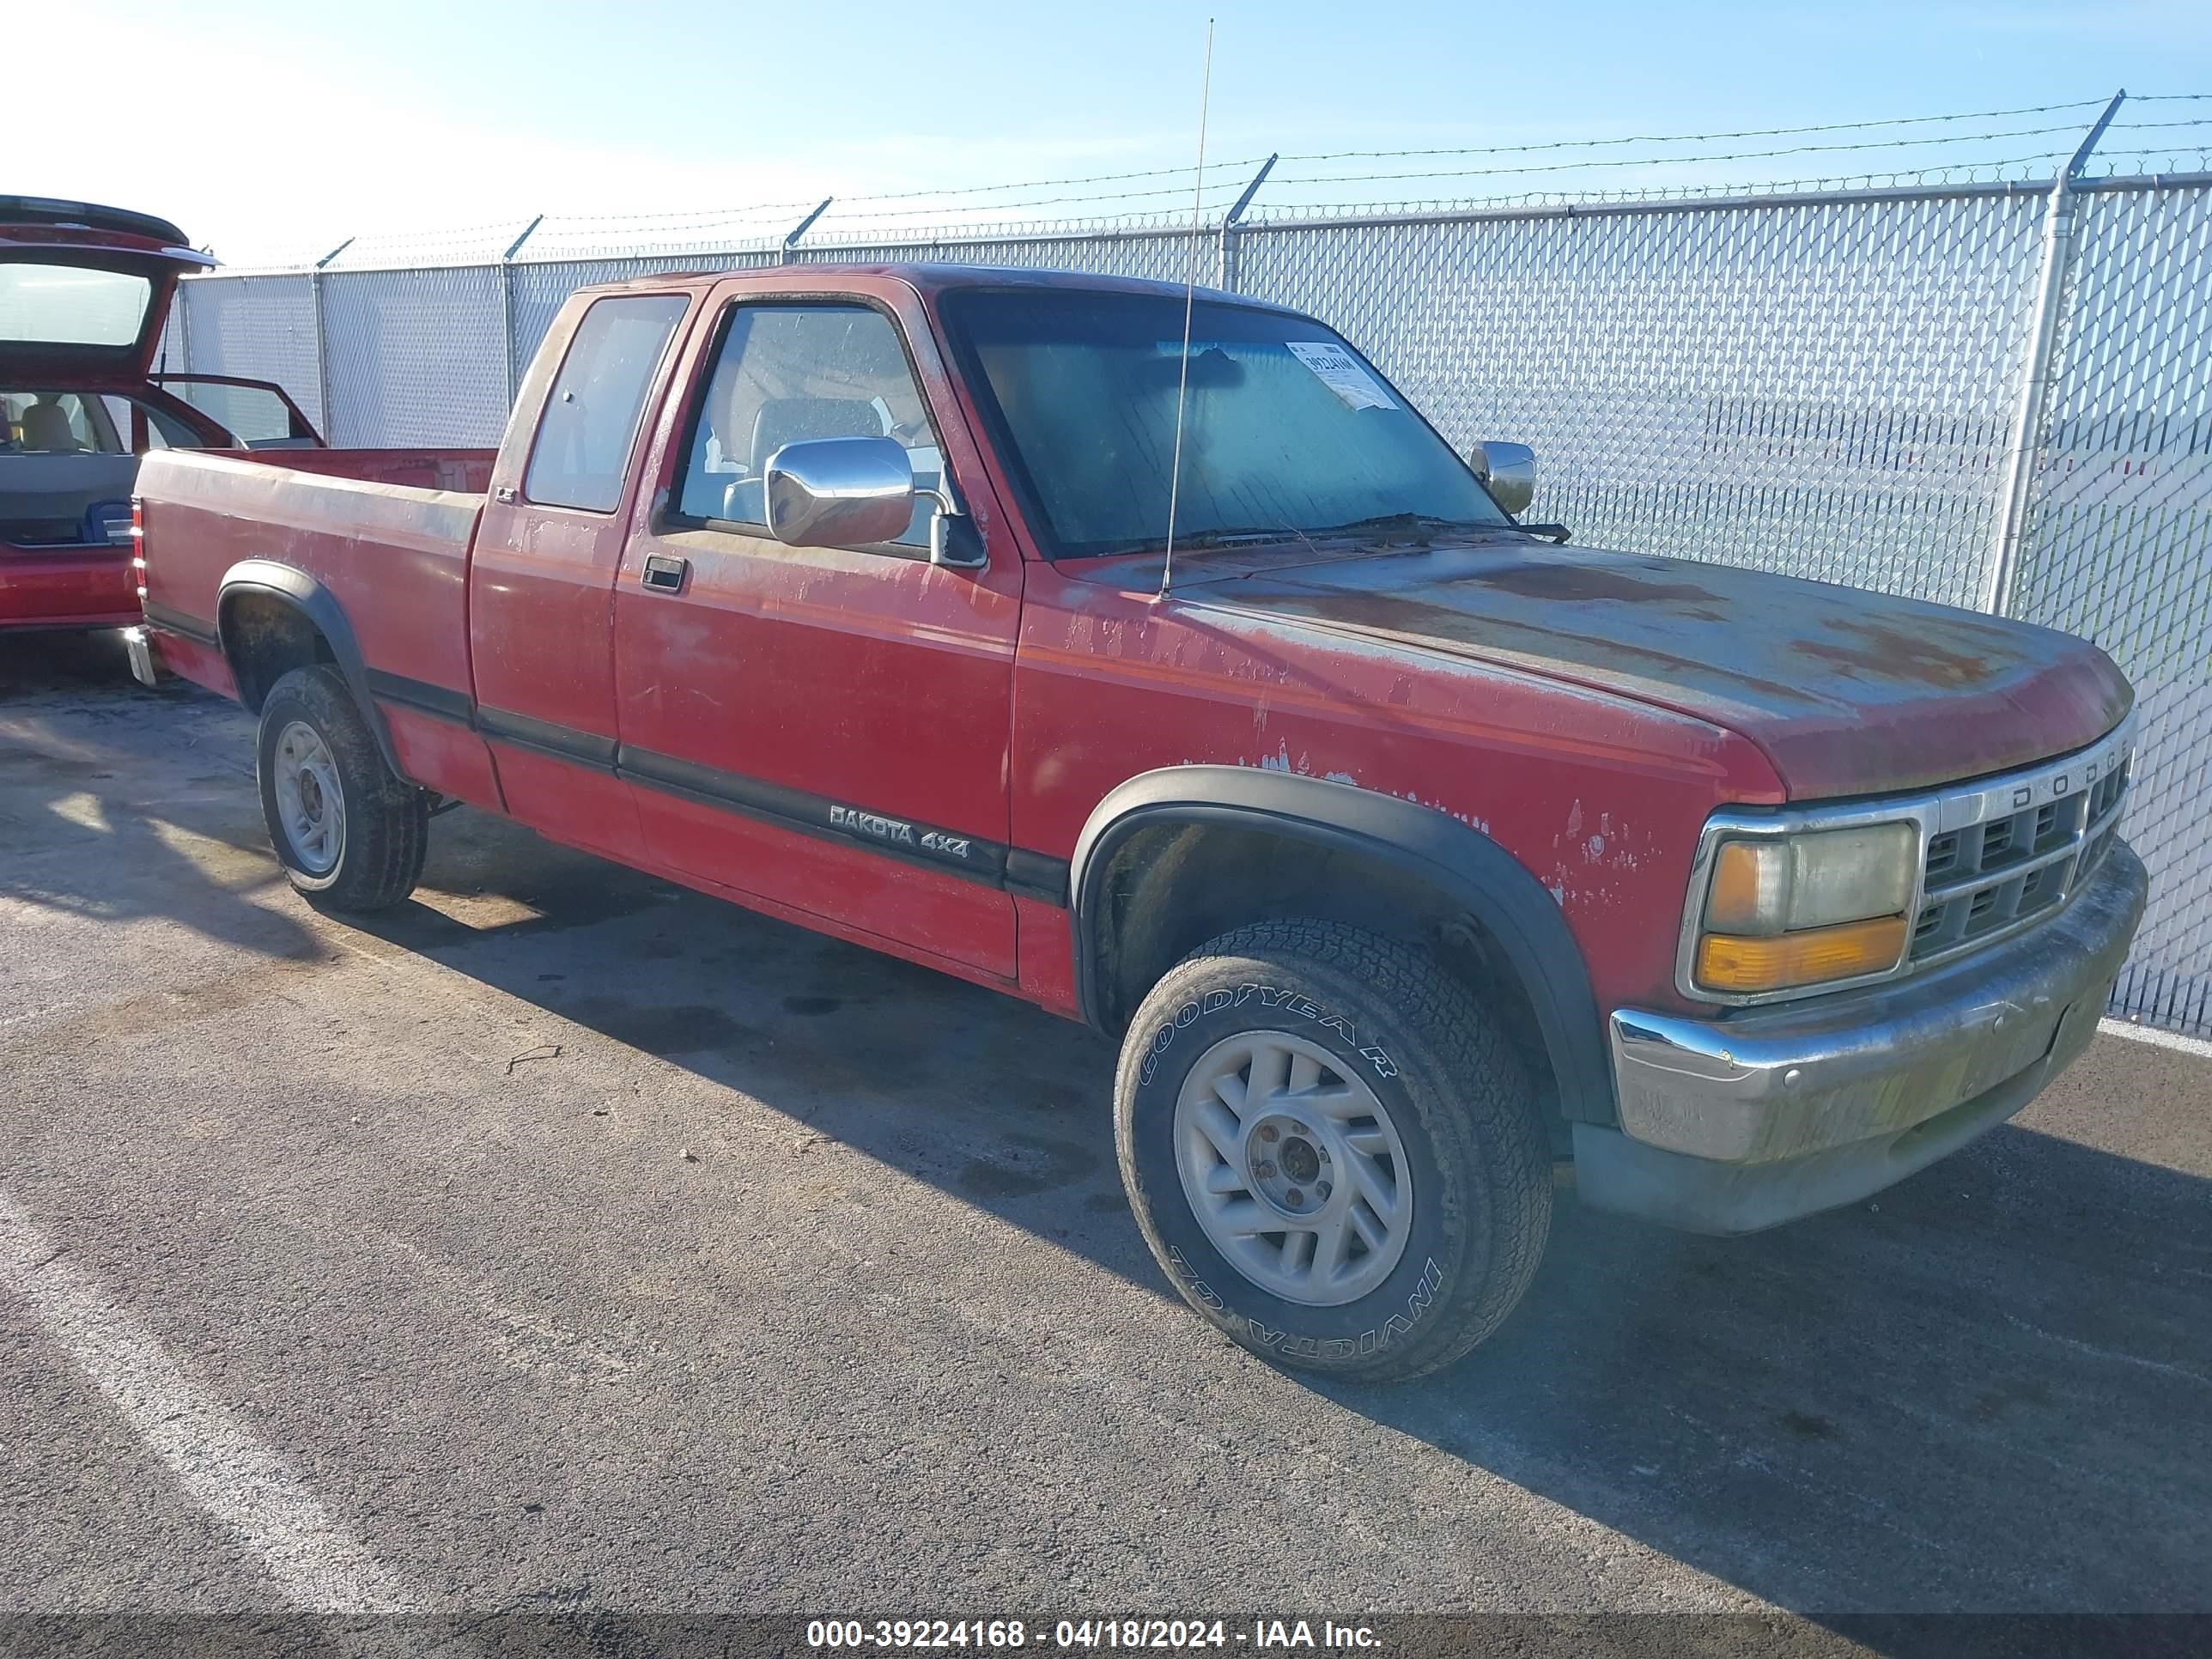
[1120,538,2131,799]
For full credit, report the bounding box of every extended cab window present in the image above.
[676,303,941,549]
[524,294,689,513]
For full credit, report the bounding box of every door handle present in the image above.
[641,555,690,593]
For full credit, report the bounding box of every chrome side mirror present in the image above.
[762,434,982,567]
[763,436,917,549]
[1469,441,1536,518]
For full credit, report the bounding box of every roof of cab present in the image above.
[590,260,1297,313]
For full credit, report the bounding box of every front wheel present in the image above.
[1115,919,1551,1382]
[256,664,428,912]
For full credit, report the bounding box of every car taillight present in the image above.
[131,498,147,599]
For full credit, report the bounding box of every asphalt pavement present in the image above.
[2,632,2207,1656]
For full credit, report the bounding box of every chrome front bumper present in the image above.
[1574,840,2148,1234]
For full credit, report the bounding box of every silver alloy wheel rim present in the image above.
[272,720,346,877]
[1172,1029,1414,1307]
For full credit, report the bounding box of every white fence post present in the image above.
[781,199,832,264]
[500,215,544,409]
[309,236,351,442]
[1980,90,2126,616]
[1215,155,1276,291]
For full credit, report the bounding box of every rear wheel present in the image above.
[1115,918,1551,1382]
[256,665,428,912]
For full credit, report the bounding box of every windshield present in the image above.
[0,263,153,347]
[942,289,1507,557]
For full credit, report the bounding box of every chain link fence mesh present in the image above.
[319,267,509,447]
[800,228,1206,283]
[173,273,323,432]
[2014,181,2212,1036]
[172,179,2210,1036]
[507,252,785,391]
[1236,189,2051,608]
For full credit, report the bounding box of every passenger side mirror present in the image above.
[763,435,918,549]
[1469,441,1536,518]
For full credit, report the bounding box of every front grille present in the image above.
[1908,729,2133,966]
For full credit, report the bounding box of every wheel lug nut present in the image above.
[1286,1188,1304,1207]
[1255,1160,1275,1178]
[1316,1181,1331,1201]
[1290,1123,1309,1137]
[1259,1126,1279,1142]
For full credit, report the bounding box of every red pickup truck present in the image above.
[1,197,324,638]
[134,264,2148,1381]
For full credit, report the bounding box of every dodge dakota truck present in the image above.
[2,197,324,639]
[133,264,2148,1381]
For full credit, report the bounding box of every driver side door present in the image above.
[611,283,1025,981]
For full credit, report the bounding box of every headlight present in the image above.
[1692,823,1917,994]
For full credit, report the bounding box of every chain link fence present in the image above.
[171,177,2211,1037]
[2014,180,2212,1036]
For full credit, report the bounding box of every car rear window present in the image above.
[0,264,152,347]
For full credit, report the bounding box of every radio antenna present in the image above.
[1158,17,1215,604]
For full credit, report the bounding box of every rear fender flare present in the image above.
[1068,765,1615,1127]
[216,559,408,781]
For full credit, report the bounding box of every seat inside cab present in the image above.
[0,391,193,548]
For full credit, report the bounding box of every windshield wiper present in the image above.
[1306,512,1497,538]
[1167,525,1307,549]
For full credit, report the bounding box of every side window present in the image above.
[70,394,125,453]
[0,393,123,453]
[676,303,940,548]
[100,396,142,448]
[96,396,204,453]
[161,381,298,447]
[523,295,689,514]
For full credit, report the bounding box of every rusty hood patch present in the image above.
[1123,538,2133,799]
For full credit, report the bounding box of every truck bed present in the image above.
[137,447,495,704]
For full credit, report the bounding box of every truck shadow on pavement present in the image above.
[0,633,321,965]
[343,802,2212,1636]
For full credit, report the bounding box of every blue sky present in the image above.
[22,1,2212,265]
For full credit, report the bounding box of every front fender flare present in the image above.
[1067,765,1615,1127]
[216,559,408,781]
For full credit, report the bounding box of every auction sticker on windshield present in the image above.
[1284,341,1397,411]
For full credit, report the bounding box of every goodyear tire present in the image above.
[256,664,428,913]
[1115,919,1551,1382]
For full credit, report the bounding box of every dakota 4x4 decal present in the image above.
[828,803,972,861]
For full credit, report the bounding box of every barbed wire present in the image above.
[1239,157,2083,222]
[750,125,2104,229]
[1267,126,2084,190]
[836,159,1272,204]
[532,198,823,226]
[1275,99,2112,162]
[227,91,2212,270]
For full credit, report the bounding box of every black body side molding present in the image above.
[1066,766,1616,1127]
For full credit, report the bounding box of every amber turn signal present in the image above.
[1705,839,1786,934]
[1694,915,1909,994]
